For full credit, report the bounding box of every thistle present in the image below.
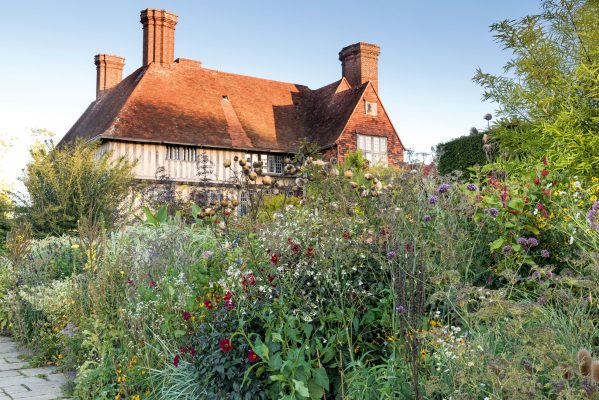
[578,348,592,377]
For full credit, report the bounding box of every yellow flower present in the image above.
[71,244,80,249]
[429,320,439,328]
[591,195,598,202]
[120,271,125,276]
[132,396,141,400]
[592,177,599,183]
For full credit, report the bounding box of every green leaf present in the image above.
[156,205,168,223]
[293,380,310,398]
[269,374,286,382]
[490,237,505,252]
[269,353,282,371]
[312,367,329,390]
[303,323,313,338]
[173,330,186,338]
[507,198,524,210]
[168,285,175,297]
[271,332,283,343]
[308,379,325,399]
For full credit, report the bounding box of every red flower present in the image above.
[126,278,134,286]
[534,177,541,185]
[219,338,233,352]
[343,231,351,240]
[224,291,233,301]
[204,300,213,310]
[305,247,315,257]
[291,243,301,254]
[541,169,549,177]
[179,345,187,354]
[149,280,157,288]
[224,300,235,310]
[268,275,276,285]
[271,254,279,264]
[242,274,256,286]
[183,311,192,321]
[247,349,260,363]
[173,354,180,367]
[188,347,197,357]
[380,227,390,236]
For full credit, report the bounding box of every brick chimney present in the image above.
[339,42,381,93]
[140,8,178,66]
[94,54,125,99]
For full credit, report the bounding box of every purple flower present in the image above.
[547,271,554,279]
[516,237,528,246]
[541,249,550,258]
[429,195,439,205]
[466,183,478,191]
[532,270,541,280]
[423,215,432,222]
[527,237,539,247]
[588,201,599,231]
[502,245,512,255]
[438,183,451,193]
[485,207,499,218]
[396,305,406,314]
[387,251,397,258]
[202,250,214,259]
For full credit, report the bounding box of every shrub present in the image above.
[15,139,136,237]
[436,132,488,176]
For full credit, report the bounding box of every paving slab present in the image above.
[0,337,69,400]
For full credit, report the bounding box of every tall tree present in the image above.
[474,0,599,177]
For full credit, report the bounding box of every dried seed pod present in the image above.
[360,189,369,197]
[205,207,213,215]
[329,168,339,177]
[272,188,279,195]
[292,185,299,192]
[199,211,206,218]
[305,157,313,165]
[248,171,258,181]
[344,170,353,179]
[262,175,273,186]
[275,180,284,188]
[284,158,292,164]
[592,360,599,383]
[364,173,374,181]
[253,161,262,168]
[220,199,228,207]
[374,181,383,190]
[239,159,247,166]
[231,198,240,207]
[234,156,239,161]
[255,168,263,176]
[578,348,592,377]
[350,181,358,189]
[289,167,297,175]
[223,159,231,168]
[313,160,326,167]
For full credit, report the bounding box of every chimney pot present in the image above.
[339,42,380,93]
[140,8,178,66]
[94,54,125,99]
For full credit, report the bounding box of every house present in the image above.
[62,8,404,191]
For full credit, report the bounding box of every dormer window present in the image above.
[365,101,378,116]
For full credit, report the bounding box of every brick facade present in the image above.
[333,83,403,165]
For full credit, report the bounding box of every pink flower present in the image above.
[183,311,191,321]
[242,274,256,286]
[204,300,214,310]
[224,300,235,310]
[173,354,180,367]
[149,280,157,288]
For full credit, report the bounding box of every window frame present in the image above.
[356,134,388,166]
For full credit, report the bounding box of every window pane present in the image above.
[357,135,365,150]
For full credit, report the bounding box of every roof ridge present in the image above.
[198,66,310,90]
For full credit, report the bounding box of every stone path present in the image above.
[0,337,69,399]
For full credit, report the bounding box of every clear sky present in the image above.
[0,0,541,188]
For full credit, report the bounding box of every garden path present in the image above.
[0,336,69,399]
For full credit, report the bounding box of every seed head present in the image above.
[578,348,592,376]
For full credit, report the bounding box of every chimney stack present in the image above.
[140,8,178,66]
[339,42,380,93]
[94,54,125,99]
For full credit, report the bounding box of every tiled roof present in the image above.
[63,61,368,152]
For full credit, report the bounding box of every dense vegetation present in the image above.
[0,0,597,399]
[436,132,487,176]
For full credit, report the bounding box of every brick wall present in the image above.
[335,84,403,166]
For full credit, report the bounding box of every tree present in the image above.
[474,0,599,178]
[436,132,488,176]
[15,139,136,236]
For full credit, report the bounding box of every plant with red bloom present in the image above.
[223,291,233,301]
[270,254,279,264]
[268,275,276,285]
[204,300,213,310]
[534,177,541,185]
[291,243,301,254]
[242,274,256,286]
[149,280,157,288]
[219,338,233,352]
[224,300,235,310]
[380,227,390,236]
[183,311,192,321]
[541,169,549,177]
[188,347,197,357]
[343,231,350,240]
[247,349,260,363]
[305,247,315,257]
[173,354,180,367]
[179,345,187,354]
[126,278,134,286]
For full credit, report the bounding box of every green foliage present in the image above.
[474,0,599,179]
[15,139,136,237]
[0,191,11,253]
[436,132,488,176]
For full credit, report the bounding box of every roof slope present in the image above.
[63,62,374,152]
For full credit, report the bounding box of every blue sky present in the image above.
[0,0,541,187]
